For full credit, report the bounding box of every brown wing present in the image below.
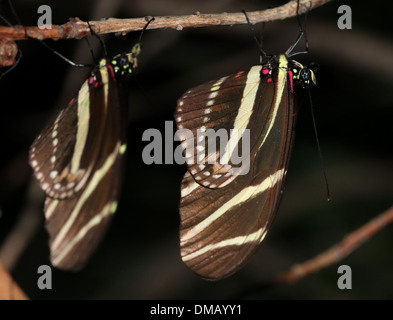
[29,71,107,200]
[30,63,127,270]
[175,66,274,189]
[178,61,297,280]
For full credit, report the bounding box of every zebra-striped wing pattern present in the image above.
[175,66,276,189]
[176,55,304,280]
[29,71,106,200]
[29,57,130,270]
[29,18,154,270]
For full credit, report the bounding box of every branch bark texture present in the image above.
[0,0,333,41]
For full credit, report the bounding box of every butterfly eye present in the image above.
[119,56,128,67]
[301,69,310,80]
[299,68,316,88]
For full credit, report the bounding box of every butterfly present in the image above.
[174,47,316,280]
[29,18,154,270]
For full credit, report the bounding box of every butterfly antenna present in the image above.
[308,89,331,201]
[286,0,312,57]
[138,16,155,44]
[298,0,313,53]
[83,36,98,65]
[87,21,107,59]
[242,10,267,63]
[37,39,92,68]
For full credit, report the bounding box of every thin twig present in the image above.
[274,205,393,284]
[0,0,333,41]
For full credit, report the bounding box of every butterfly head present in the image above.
[109,17,154,78]
[109,44,141,78]
[291,60,316,88]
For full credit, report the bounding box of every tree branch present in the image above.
[0,0,333,41]
[273,205,393,285]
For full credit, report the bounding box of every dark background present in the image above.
[0,0,392,299]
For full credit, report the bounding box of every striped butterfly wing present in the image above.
[29,76,106,200]
[175,66,273,189]
[177,55,298,280]
[30,60,127,270]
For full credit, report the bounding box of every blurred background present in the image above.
[0,0,392,299]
